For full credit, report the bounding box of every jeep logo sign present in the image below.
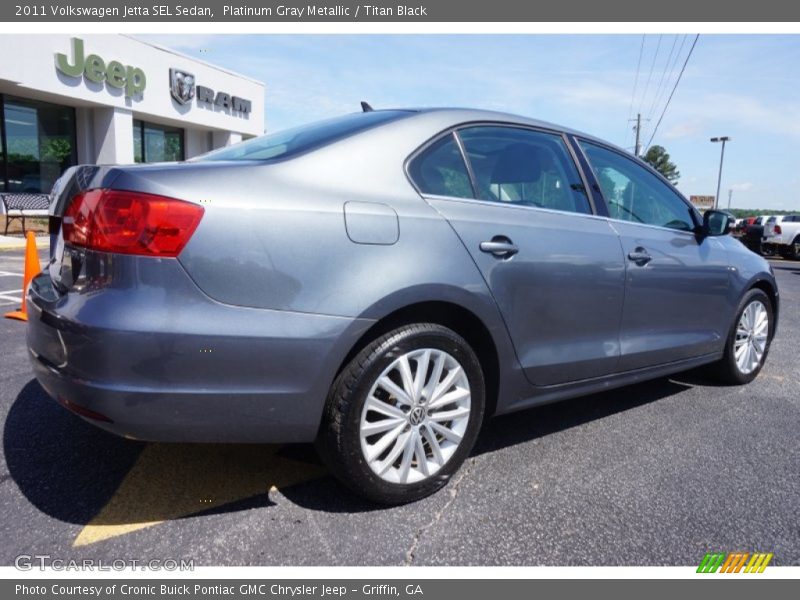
[56,37,146,99]
[196,85,252,115]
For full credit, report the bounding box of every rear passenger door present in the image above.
[408,125,626,386]
[577,140,731,370]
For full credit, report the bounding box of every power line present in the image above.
[647,34,687,128]
[644,34,700,152]
[646,34,679,124]
[642,34,685,144]
[637,34,662,117]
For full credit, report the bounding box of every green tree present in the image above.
[41,138,72,164]
[642,145,680,183]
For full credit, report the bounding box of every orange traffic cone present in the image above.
[4,231,42,322]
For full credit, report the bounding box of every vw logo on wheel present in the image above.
[409,406,426,426]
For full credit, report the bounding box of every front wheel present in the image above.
[317,323,485,504]
[711,289,773,385]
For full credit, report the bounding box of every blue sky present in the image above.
[143,34,800,210]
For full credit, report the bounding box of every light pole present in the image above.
[710,136,730,210]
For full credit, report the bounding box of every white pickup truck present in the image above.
[763,214,800,260]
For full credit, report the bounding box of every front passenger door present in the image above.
[578,140,731,371]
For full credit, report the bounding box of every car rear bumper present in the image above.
[25,255,374,443]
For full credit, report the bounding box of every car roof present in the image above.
[398,107,613,146]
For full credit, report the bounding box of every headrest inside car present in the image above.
[490,143,544,184]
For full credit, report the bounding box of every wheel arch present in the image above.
[748,277,779,337]
[335,299,503,421]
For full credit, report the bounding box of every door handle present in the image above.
[480,237,519,258]
[627,247,652,266]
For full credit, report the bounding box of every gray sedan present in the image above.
[27,108,778,504]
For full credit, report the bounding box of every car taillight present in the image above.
[774,225,782,234]
[63,189,204,257]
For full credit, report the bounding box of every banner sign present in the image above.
[5,1,800,22]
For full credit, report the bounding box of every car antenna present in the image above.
[360,101,374,112]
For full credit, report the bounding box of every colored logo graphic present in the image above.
[697,552,773,573]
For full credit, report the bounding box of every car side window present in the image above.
[457,126,592,214]
[407,133,474,199]
[579,141,695,232]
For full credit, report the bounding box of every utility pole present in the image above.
[629,113,648,157]
[727,189,733,210]
[710,136,731,210]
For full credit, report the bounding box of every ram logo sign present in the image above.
[169,67,252,116]
[697,552,773,573]
[196,85,252,115]
[169,69,196,105]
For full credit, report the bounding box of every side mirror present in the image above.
[703,210,733,236]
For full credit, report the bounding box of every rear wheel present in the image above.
[317,323,485,504]
[711,289,773,384]
[788,236,800,261]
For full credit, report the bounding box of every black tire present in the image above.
[710,289,774,385]
[316,323,485,505]
[789,236,800,261]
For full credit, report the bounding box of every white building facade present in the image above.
[0,34,264,194]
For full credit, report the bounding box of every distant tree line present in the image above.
[724,208,798,218]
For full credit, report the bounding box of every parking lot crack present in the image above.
[403,459,472,566]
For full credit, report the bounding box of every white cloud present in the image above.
[663,121,703,139]
[669,92,800,139]
[730,182,754,191]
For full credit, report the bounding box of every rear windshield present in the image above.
[195,110,412,162]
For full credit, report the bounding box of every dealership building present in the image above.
[0,34,265,195]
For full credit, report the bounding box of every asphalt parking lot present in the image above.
[0,247,797,567]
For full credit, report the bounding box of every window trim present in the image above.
[405,130,476,201]
[573,136,701,234]
[451,130,478,200]
[404,120,599,216]
[416,192,621,227]
[564,134,609,217]
[406,128,475,200]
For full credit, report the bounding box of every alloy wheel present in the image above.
[359,348,471,484]
[734,300,769,375]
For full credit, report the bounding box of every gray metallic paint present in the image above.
[29,250,377,442]
[610,222,731,370]
[26,108,778,442]
[426,197,626,386]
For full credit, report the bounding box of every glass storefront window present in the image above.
[2,96,77,194]
[133,119,184,163]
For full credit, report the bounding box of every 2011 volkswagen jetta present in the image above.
[27,108,778,504]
